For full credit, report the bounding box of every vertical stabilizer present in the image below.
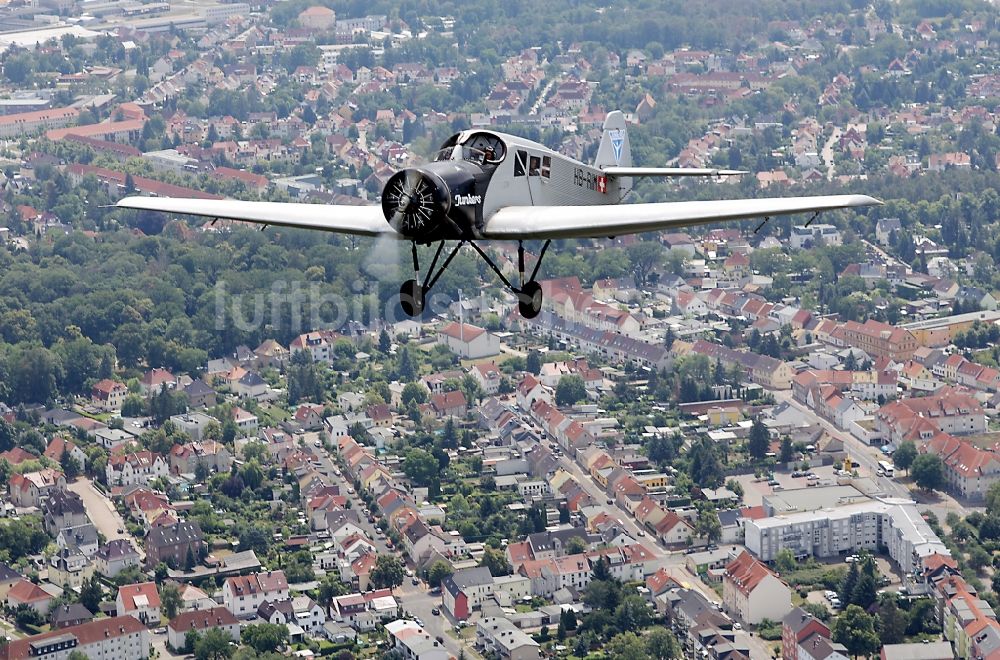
[594,110,632,194]
[594,110,632,169]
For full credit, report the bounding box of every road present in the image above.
[772,391,907,497]
[67,477,144,557]
[821,127,841,180]
[310,433,477,659]
[550,452,721,605]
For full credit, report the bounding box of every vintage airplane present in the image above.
[117,111,881,318]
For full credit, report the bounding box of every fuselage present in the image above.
[381,130,619,243]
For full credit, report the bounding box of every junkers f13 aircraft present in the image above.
[117,111,881,318]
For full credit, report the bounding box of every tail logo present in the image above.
[608,128,625,164]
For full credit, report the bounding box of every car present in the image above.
[846,555,859,563]
[411,578,420,586]
[732,622,742,631]
[436,636,444,645]
[773,485,784,491]
[313,439,322,447]
[347,486,355,494]
[636,530,645,536]
[154,627,167,635]
[824,590,837,599]
[606,499,614,505]
[405,569,414,577]
[415,618,424,627]
[791,471,804,478]
[432,607,441,616]
[430,587,441,596]
[767,479,779,486]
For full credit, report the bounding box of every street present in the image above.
[67,477,144,557]
[308,432,477,659]
[772,391,974,522]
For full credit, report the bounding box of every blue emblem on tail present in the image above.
[608,129,625,164]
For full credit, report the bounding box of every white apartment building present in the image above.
[745,498,949,574]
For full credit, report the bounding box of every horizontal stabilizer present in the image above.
[602,167,747,177]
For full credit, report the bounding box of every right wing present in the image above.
[116,196,397,238]
[482,194,881,240]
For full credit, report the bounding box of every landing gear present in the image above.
[399,279,425,317]
[518,280,543,319]
[397,239,551,318]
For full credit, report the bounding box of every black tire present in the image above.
[518,280,543,319]
[399,279,425,317]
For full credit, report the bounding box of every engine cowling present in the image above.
[381,163,484,241]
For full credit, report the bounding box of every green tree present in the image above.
[986,481,1000,512]
[832,605,880,658]
[850,555,879,609]
[747,416,770,460]
[194,627,234,660]
[878,595,907,645]
[555,374,587,407]
[775,548,797,574]
[426,560,454,588]
[526,350,542,375]
[606,632,648,660]
[60,449,80,479]
[370,554,404,592]
[893,441,917,474]
[403,448,439,488]
[626,241,664,287]
[565,536,587,555]
[912,453,943,491]
[779,436,794,464]
[480,547,512,577]
[645,627,682,659]
[160,583,181,621]
[241,623,288,653]
[78,575,103,614]
[401,382,427,406]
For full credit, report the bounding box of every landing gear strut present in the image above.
[397,239,551,319]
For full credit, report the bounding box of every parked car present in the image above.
[432,608,441,616]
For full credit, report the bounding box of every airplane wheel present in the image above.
[519,281,543,319]
[399,279,425,317]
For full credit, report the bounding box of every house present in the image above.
[6,579,53,614]
[442,567,495,621]
[0,616,150,660]
[471,362,503,395]
[167,607,240,650]
[235,371,268,400]
[44,437,87,470]
[436,322,501,359]
[106,451,169,487]
[145,520,204,568]
[476,616,541,660]
[430,390,468,418]
[139,368,177,395]
[330,589,397,632]
[91,379,129,411]
[257,596,325,636]
[117,582,161,626]
[169,441,232,476]
[183,379,217,409]
[783,606,835,660]
[94,428,137,452]
[49,603,94,629]
[8,468,66,507]
[57,523,99,558]
[722,550,792,625]
[222,570,289,618]
[385,619,450,660]
[95,539,141,578]
[0,563,22,600]
[42,489,88,535]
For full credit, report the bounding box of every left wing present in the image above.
[116,196,396,237]
[482,194,881,240]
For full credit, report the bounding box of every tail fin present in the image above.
[594,110,632,169]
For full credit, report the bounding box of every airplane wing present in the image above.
[482,195,881,240]
[602,166,747,177]
[115,196,397,238]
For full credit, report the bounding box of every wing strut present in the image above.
[805,211,821,227]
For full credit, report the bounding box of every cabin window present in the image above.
[541,156,551,178]
[529,155,541,176]
[514,150,527,177]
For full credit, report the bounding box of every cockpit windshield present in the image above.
[434,145,490,165]
[433,132,507,167]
